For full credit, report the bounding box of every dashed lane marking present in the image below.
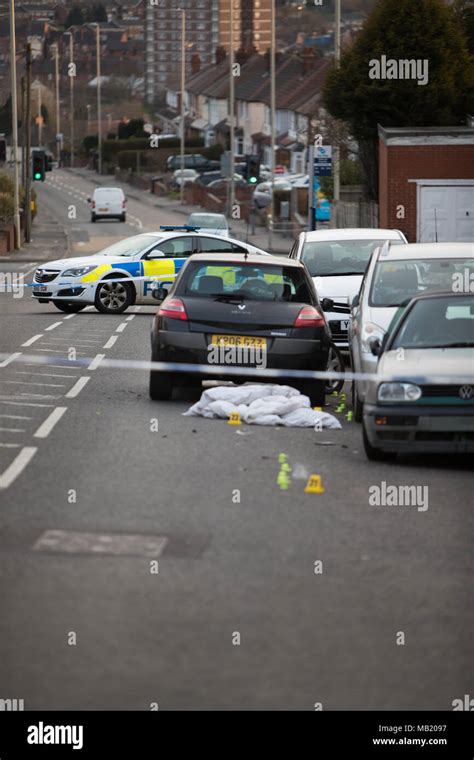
[65,377,90,398]
[0,446,37,489]
[22,335,43,347]
[0,352,22,368]
[34,407,68,439]
[44,322,63,332]
[103,335,118,349]
[116,323,127,333]
[88,353,105,371]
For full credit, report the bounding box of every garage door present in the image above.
[419,184,474,242]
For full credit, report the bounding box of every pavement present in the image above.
[0,170,472,711]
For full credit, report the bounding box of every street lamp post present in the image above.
[9,0,20,249]
[269,0,276,251]
[53,42,60,163]
[95,23,102,174]
[333,0,341,205]
[229,0,235,218]
[69,33,75,168]
[179,9,185,205]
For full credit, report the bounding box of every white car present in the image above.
[88,187,126,223]
[186,212,229,237]
[32,228,270,314]
[350,241,474,421]
[171,169,199,187]
[289,228,408,351]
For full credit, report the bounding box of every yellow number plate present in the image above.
[212,335,267,348]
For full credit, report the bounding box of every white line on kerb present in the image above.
[34,407,68,438]
[44,322,62,332]
[22,335,43,347]
[116,323,127,333]
[0,446,37,489]
[88,353,105,371]
[0,352,22,368]
[66,377,90,398]
[103,335,118,349]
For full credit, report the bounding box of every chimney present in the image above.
[215,46,226,65]
[301,47,316,75]
[191,52,201,75]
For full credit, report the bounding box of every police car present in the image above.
[32,227,270,314]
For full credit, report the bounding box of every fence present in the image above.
[330,201,379,229]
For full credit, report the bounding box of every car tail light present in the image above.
[294,305,325,328]
[159,298,188,321]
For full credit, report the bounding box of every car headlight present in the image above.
[378,383,422,402]
[361,322,384,353]
[62,265,97,277]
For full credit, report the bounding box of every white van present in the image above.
[89,187,126,223]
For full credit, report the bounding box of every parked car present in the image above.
[149,253,333,404]
[187,213,230,236]
[171,169,199,188]
[289,228,408,354]
[166,154,220,173]
[362,291,474,460]
[350,241,474,421]
[253,179,292,209]
[88,187,126,223]
[32,228,270,315]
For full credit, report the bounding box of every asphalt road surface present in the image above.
[0,171,472,710]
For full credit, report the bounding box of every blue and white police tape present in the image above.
[1,352,473,385]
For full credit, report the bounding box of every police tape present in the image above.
[1,351,472,385]
[24,275,171,291]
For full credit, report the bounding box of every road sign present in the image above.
[314,145,332,176]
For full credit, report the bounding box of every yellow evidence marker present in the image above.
[304,474,326,494]
[228,411,241,426]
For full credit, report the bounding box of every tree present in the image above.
[454,0,474,54]
[87,3,108,23]
[323,0,474,199]
[117,119,145,139]
[65,5,85,29]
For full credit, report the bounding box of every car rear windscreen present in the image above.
[178,262,312,302]
[369,258,474,307]
[301,239,404,276]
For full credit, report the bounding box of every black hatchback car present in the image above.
[149,253,333,405]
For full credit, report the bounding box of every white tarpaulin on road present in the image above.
[183,384,342,428]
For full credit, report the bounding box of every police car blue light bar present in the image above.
[159,225,201,232]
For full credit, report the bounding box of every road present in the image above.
[0,170,472,710]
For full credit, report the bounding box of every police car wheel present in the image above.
[94,278,132,314]
[149,370,174,400]
[52,301,87,313]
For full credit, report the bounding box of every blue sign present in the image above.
[314,145,332,177]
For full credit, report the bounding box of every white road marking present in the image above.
[14,371,77,379]
[23,363,80,370]
[0,414,32,420]
[126,314,135,321]
[116,323,127,333]
[0,352,22,368]
[0,380,65,388]
[0,427,25,433]
[33,348,88,355]
[103,335,118,349]
[0,446,37,489]
[34,407,68,438]
[22,335,43,347]
[0,400,54,408]
[66,376,90,398]
[63,314,76,320]
[88,353,105,371]
[0,443,20,449]
[44,322,62,331]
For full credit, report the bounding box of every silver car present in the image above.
[362,291,474,460]
[350,241,474,421]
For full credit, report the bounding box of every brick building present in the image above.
[378,125,474,243]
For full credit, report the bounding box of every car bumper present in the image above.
[152,330,329,378]
[364,403,474,453]
[31,280,94,304]
[327,311,351,351]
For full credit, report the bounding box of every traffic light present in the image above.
[0,137,6,163]
[245,155,260,185]
[32,150,46,181]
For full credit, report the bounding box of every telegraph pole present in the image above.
[54,42,60,163]
[229,0,235,218]
[9,0,21,248]
[96,24,102,174]
[25,43,32,243]
[69,33,75,168]
[269,0,276,251]
[333,0,341,205]
[179,9,185,204]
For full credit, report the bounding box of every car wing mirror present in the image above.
[147,251,165,259]
[352,293,360,308]
[370,337,382,356]
[152,285,169,301]
[321,297,334,312]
